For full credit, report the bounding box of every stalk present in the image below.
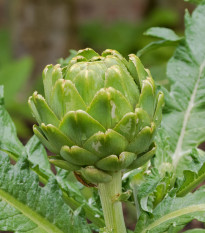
[98,171,126,233]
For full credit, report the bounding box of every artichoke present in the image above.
[28,48,164,184]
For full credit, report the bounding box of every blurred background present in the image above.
[0,0,200,232]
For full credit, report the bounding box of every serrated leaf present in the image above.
[135,187,205,233]
[160,3,205,171]
[137,169,161,213]
[132,168,172,214]
[0,151,92,233]
[177,151,205,197]
[176,148,205,177]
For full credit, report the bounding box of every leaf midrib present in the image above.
[140,204,205,233]
[173,59,205,166]
[0,188,64,233]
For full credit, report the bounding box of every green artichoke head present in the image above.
[28,48,164,184]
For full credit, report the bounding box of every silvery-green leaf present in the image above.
[135,186,205,233]
[0,151,92,233]
[177,150,205,197]
[161,3,205,171]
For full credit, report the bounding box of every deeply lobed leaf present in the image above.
[135,186,205,233]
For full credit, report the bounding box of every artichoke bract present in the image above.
[28,48,164,184]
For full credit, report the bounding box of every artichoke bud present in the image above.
[28,48,164,185]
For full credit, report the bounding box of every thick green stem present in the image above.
[98,171,127,233]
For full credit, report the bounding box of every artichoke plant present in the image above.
[28,48,164,185]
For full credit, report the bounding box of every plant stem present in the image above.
[98,171,127,233]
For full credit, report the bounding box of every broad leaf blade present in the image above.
[135,187,205,233]
[131,167,172,214]
[0,151,92,233]
[162,2,205,171]
[144,27,181,41]
[137,27,182,57]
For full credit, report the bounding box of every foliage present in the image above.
[131,1,205,232]
[135,187,205,233]
[1,1,205,233]
[0,151,92,233]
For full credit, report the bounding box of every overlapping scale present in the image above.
[40,123,74,152]
[60,145,99,166]
[126,123,156,154]
[87,87,133,129]
[59,110,106,146]
[29,48,164,184]
[105,65,139,108]
[154,91,164,127]
[128,144,156,169]
[50,79,87,118]
[28,92,59,127]
[72,69,104,105]
[113,112,137,142]
[77,48,99,60]
[127,54,148,89]
[49,156,81,171]
[84,129,128,158]
[81,166,112,183]
[113,108,151,142]
[33,125,57,153]
[137,77,156,119]
[95,152,136,171]
[43,64,63,105]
